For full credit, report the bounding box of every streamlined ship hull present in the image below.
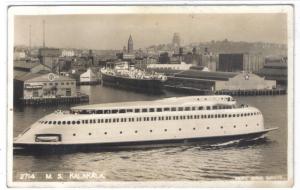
[14,128,276,153]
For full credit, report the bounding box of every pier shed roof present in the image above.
[174,70,238,81]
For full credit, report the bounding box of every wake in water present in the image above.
[197,136,272,150]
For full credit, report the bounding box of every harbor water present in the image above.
[13,85,288,181]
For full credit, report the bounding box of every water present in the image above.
[13,85,287,181]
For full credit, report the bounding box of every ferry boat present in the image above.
[100,66,167,94]
[14,95,277,151]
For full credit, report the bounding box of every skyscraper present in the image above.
[128,35,133,53]
[172,33,181,47]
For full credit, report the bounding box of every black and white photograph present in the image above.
[6,5,293,187]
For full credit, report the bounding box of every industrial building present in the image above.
[217,53,264,72]
[166,70,276,93]
[14,73,77,101]
[38,48,61,71]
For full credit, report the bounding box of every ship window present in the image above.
[67,121,70,125]
[185,107,190,111]
[72,121,75,124]
[206,106,211,110]
[142,108,147,112]
[179,128,182,131]
[237,114,240,117]
[220,126,223,129]
[104,110,111,114]
[144,117,146,121]
[164,107,170,111]
[53,121,57,124]
[206,127,210,130]
[208,115,210,118]
[178,107,183,111]
[73,133,76,136]
[234,125,236,128]
[120,131,122,134]
[126,109,133,113]
[218,114,221,118]
[119,109,126,113]
[89,133,92,136]
[93,119,96,123]
[104,132,107,135]
[192,107,196,111]
[213,106,218,110]
[48,121,52,124]
[164,129,167,132]
[211,115,214,118]
[108,119,111,123]
[157,108,162,112]
[76,121,80,124]
[135,109,140,113]
[233,114,235,117]
[113,118,116,122]
[147,117,149,121]
[149,108,155,112]
[229,114,232,118]
[97,119,100,123]
[166,116,169,120]
[44,121,48,124]
[105,119,108,123]
[121,118,124,122]
[112,109,118,114]
[57,121,61,125]
[117,118,119,122]
[241,114,243,117]
[183,116,186,119]
[161,117,164,120]
[176,116,179,120]
[171,107,176,111]
[251,113,253,116]
[98,110,104,114]
[150,130,153,133]
[135,130,138,133]
[199,106,203,110]
[246,124,248,127]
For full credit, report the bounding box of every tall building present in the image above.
[172,33,181,47]
[128,35,133,53]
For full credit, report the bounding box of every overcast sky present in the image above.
[14,13,287,50]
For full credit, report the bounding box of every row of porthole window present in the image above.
[40,112,261,125]
[71,124,255,136]
[72,105,235,115]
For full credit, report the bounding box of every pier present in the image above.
[21,93,89,105]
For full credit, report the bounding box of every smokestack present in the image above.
[29,24,31,56]
[42,20,45,48]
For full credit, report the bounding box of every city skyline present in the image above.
[14,13,287,50]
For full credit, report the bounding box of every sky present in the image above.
[14,13,287,50]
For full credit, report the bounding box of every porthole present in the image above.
[89,133,92,136]
[246,124,248,127]
[73,133,76,136]
[220,126,223,129]
[135,130,138,133]
[77,121,80,124]
[233,125,236,128]
[164,129,167,132]
[193,128,196,130]
[150,130,153,133]
[257,123,259,126]
[104,132,107,135]
[206,127,210,130]
[179,128,182,131]
[120,131,123,134]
